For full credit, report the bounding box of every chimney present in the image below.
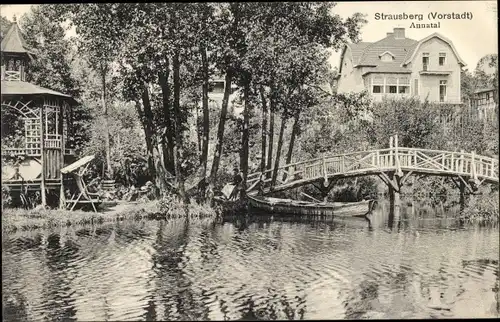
[386,32,394,37]
[394,27,405,39]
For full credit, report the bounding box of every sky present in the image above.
[1,2,497,71]
[327,1,498,71]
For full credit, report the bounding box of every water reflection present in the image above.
[2,203,499,321]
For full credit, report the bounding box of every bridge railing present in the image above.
[246,146,499,192]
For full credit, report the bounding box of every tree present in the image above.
[208,3,243,190]
[1,15,12,40]
[238,2,367,188]
[65,3,129,180]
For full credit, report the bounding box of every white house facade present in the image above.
[336,28,466,104]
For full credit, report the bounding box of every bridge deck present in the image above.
[247,146,499,194]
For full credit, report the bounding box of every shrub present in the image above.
[459,191,499,223]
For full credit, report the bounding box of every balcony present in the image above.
[420,63,453,75]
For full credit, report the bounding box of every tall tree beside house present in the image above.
[461,69,477,108]
[234,2,367,189]
[207,2,248,191]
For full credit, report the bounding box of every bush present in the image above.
[459,191,499,223]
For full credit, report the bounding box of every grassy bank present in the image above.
[2,198,218,234]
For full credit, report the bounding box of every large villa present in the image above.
[336,27,466,104]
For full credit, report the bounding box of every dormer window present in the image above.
[379,51,395,62]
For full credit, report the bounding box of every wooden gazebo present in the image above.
[1,17,76,208]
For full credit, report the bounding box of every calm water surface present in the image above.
[2,203,499,320]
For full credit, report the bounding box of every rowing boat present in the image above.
[247,195,376,217]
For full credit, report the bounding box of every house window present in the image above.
[399,86,409,94]
[422,53,429,70]
[439,80,447,102]
[386,77,397,94]
[439,53,446,66]
[380,53,393,62]
[399,77,409,94]
[372,75,384,94]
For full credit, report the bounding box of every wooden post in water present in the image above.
[459,179,466,211]
[388,172,401,230]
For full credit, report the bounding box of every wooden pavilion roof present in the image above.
[1,18,36,57]
[1,80,77,104]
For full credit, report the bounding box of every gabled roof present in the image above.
[356,35,418,67]
[338,29,465,74]
[1,19,35,57]
[401,33,466,67]
[348,42,372,65]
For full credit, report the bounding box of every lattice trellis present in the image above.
[2,99,40,118]
[43,99,61,137]
[24,118,41,154]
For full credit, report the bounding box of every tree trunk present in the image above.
[101,70,113,179]
[240,74,251,186]
[138,84,165,197]
[200,45,210,178]
[208,2,239,196]
[283,110,300,182]
[209,67,233,186]
[134,99,155,180]
[196,101,201,154]
[158,63,175,174]
[259,85,268,174]
[172,52,186,201]
[266,85,275,178]
[271,113,287,188]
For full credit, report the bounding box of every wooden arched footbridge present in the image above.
[246,136,499,201]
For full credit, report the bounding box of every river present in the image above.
[2,202,499,320]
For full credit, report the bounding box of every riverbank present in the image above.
[2,199,218,234]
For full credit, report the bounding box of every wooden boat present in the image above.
[247,195,376,217]
[213,195,247,213]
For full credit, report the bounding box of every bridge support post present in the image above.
[377,171,403,208]
[451,176,473,212]
[459,179,467,211]
[388,172,402,230]
[388,173,401,209]
[311,180,335,203]
[378,170,403,229]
